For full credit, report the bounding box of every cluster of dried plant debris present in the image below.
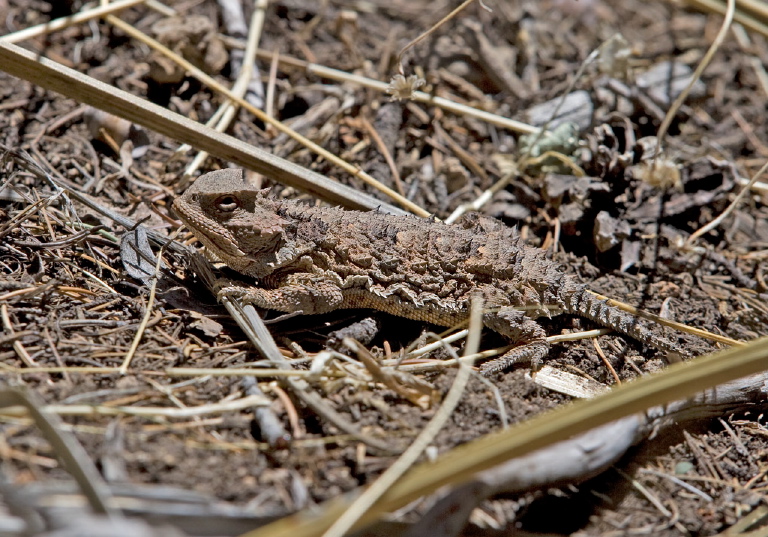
[1,0,768,536]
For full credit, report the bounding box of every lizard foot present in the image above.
[480,308,550,375]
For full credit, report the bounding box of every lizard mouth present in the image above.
[174,198,248,259]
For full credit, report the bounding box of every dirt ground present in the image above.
[1,0,768,535]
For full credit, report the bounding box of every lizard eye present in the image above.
[215,195,239,212]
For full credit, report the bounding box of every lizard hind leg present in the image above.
[480,308,550,375]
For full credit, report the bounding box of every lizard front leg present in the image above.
[215,274,344,315]
[481,308,550,374]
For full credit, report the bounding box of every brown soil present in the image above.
[1,0,767,535]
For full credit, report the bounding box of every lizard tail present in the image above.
[563,287,686,356]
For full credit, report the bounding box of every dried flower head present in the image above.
[631,158,682,191]
[386,74,425,101]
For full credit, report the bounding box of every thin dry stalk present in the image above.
[213,286,399,454]
[239,336,768,537]
[654,0,735,157]
[119,231,176,374]
[1,304,37,367]
[103,14,427,216]
[0,42,404,214]
[682,0,768,38]
[360,115,405,196]
[319,297,483,537]
[0,394,270,418]
[165,367,340,378]
[445,34,624,223]
[182,0,269,176]
[686,160,768,244]
[586,291,745,347]
[244,48,538,134]
[395,0,478,74]
[0,0,146,44]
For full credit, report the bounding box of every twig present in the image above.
[239,337,768,537]
[0,387,120,517]
[681,0,768,39]
[236,47,538,134]
[182,0,268,176]
[0,0,146,44]
[1,304,37,367]
[119,230,177,374]
[0,394,270,418]
[186,251,399,454]
[394,0,478,74]
[655,0,735,157]
[686,160,768,245]
[320,297,483,537]
[360,114,405,196]
[103,15,427,216]
[0,41,407,214]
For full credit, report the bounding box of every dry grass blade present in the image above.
[186,252,399,455]
[181,0,269,177]
[687,160,768,245]
[318,297,484,537]
[100,14,427,216]
[655,0,736,157]
[394,0,478,74]
[0,387,119,518]
[225,299,400,455]
[0,0,146,44]
[681,0,768,38]
[0,41,407,215]
[246,49,539,135]
[0,395,270,418]
[119,230,177,374]
[239,335,768,537]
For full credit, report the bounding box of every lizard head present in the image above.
[173,169,290,275]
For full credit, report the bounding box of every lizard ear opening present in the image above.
[214,194,239,213]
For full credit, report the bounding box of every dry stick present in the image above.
[687,160,768,245]
[0,395,270,418]
[1,304,37,367]
[0,42,406,215]
[241,336,768,537]
[0,366,122,374]
[682,0,768,39]
[359,115,405,196]
[733,0,768,21]
[320,297,483,537]
[119,231,177,374]
[181,0,268,177]
[223,299,400,454]
[0,0,146,44]
[394,0,478,74]
[145,0,175,17]
[654,0,735,158]
[264,48,279,122]
[102,15,428,217]
[244,48,539,135]
[166,368,337,378]
[186,251,397,454]
[0,388,120,518]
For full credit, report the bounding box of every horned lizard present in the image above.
[174,169,686,373]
